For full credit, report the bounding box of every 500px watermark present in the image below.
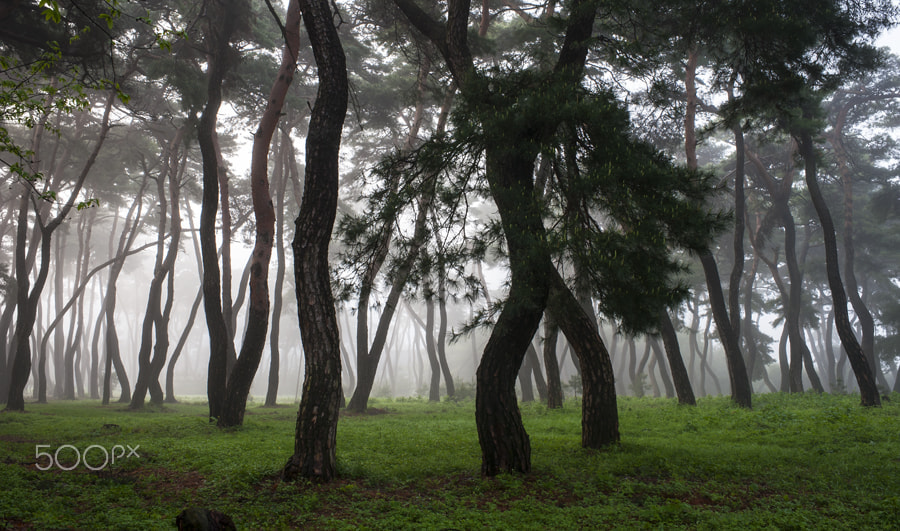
[34,444,140,471]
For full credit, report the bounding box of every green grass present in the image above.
[2,393,899,529]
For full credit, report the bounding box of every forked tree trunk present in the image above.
[6,92,114,410]
[131,130,184,409]
[283,0,348,483]
[218,0,299,427]
[199,0,242,421]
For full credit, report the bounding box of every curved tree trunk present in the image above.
[282,0,348,483]
[131,130,184,409]
[798,130,879,406]
[6,92,115,411]
[199,0,242,421]
[686,52,750,408]
[218,0,299,427]
[547,269,619,448]
[831,105,882,389]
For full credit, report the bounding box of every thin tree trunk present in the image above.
[7,92,116,410]
[798,130,879,406]
[436,271,455,398]
[659,311,695,405]
[199,0,241,421]
[425,292,441,401]
[542,314,563,408]
[219,3,298,425]
[266,131,290,407]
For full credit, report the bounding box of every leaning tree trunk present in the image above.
[218,0,299,427]
[831,105,882,389]
[798,130,879,407]
[659,311,696,405]
[546,268,619,448]
[282,0,348,483]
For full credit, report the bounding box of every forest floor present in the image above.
[1,392,899,529]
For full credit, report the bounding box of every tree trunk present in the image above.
[698,251,752,407]
[199,0,242,421]
[526,342,547,402]
[648,338,674,399]
[547,269,619,448]
[831,101,881,389]
[659,311,695,405]
[436,272,455,398]
[131,131,184,409]
[425,292,441,401]
[542,314,564,408]
[282,0,348,483]
[6,92,115,410]
[219,1,299,426]
[798,130,879,406]
[686,52,750,407]
[266,131,291,407]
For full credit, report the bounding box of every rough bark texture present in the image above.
[393,0,603,474]
[282,0,348,483]
[218,0,299,427]
[798,131,880,407]
[547,269,619,448]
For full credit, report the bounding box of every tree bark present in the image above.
[6,91,115,410]
[798,130,879,406]
[266,130,291,407]
[436,270,455,397]
[282,0,348,483]
[830,101,882,388]
[547,269,619,448]
[659,311,696,405]
[199,0,242,421]
[685,49,751,408]
[425,290,441,401]
[542,314,564,408]
[698,251,752,408]
[218,0,299,427]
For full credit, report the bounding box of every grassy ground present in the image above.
[1,393,899,529]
